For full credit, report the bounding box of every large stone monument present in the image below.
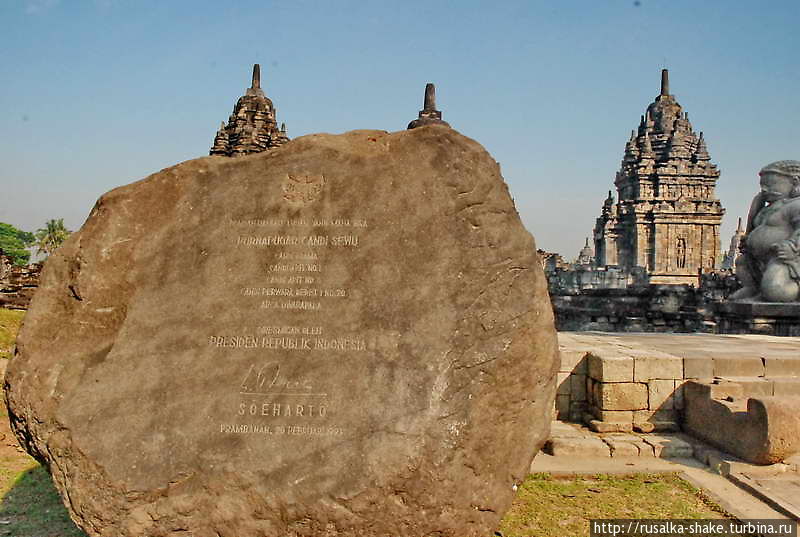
[594,69,725,285]
[5,126,557,536]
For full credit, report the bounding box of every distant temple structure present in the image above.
[593,70,724,285]
[576,238,594,266]
[210,64,289,156]
[721,217,745,270]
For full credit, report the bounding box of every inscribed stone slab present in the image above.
[5,127,558,537]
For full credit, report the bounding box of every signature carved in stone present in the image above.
[240,362,326,397]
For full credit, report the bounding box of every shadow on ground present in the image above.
[0,465,87,537]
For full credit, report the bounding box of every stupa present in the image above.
[210,64,289,156]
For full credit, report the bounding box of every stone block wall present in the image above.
[551,285,708,333]
[550,273,800,337]
[0,252,41,310]
[584,347,684,433]
[557,332,800,434]
[555,346,589,422]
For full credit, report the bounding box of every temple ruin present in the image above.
[594,69,725,285]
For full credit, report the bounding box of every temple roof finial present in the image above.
[660,69,669,96]
[252,64,261,89]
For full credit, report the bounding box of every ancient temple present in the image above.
[210,64,289,156]
[594,70,724,285]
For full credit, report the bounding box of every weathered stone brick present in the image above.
[555,394,570,419]
[712,356,765,377]
[773,378,800,397]
[560,349,589,374]
[715,377,773,397]
[596,382,648,410]
[570,373,587,402]
[642,435,693,458]
[764,357,800,377]
[673,380,685,410]
[647,379,676,409]
[592,409,634,423]
[545,437,611,457]
[633,409,678,423]
[589,420,633,433]
[683,356,713,379]
[632,353,683,382]
[568,401,588,423]
[603,437,641,457]
[587,352,634,382]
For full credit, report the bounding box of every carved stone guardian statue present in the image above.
[731,160,800,302]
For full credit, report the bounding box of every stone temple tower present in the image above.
[210,64,289,156]
[594,70,724,285]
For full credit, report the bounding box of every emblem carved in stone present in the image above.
[282,174,325,205]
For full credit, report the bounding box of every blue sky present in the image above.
[2,0,798,259]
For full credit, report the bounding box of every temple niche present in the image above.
[210,64,289,157]
[594,70,725,285]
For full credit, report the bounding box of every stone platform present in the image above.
[556,331,800,434]
[715,301,800,337]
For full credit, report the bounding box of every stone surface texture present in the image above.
[593,69,724,285]
[5,126,557,537]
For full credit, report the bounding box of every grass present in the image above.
[0,468,746,537]
[0,466,87,537]
[0,308,24,360]
[498,473,751,537]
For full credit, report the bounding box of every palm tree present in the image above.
[35,218,71,257]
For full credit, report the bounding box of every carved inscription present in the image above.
[219,424,345,436]
[215,213,369,438]
[208,335,367,351]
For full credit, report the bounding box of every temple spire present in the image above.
[660,69,669,96]
[252,64,261,89]
[423,83,436,111]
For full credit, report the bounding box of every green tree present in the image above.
[35,218,71,258]
[0,222,34,266]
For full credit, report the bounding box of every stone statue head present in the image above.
[758,160,800,202]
